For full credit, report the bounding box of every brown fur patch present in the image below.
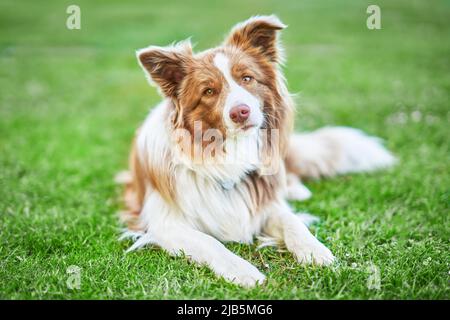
[119,136,144,229]
[120,127,176,229]
[241,170,283,214]
[225,17,285,63]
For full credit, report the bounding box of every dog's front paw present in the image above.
[292,239,335,266]
[220,259,266,288]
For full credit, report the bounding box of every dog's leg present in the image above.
[125,193,265,287]
[286,172,312,201]
[147,223,266,287]
[262,201,335,265]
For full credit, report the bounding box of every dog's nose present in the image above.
[229,105,250,124]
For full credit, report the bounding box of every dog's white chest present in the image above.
[174,171,263,243]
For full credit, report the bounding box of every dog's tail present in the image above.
[285,126,397,180]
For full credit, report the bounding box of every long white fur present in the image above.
[288,127,397,179]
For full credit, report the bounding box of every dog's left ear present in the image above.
[224,15,286,63]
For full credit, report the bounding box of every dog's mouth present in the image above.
[227,120,261,135]
[241,123,257,131]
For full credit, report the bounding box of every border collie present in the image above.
[116,15,396,287]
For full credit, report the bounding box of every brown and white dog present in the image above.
[117,15,396,287]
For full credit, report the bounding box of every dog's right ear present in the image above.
[137,40,192,98]
[224,15,286,63]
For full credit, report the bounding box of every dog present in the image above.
[116,15,396,287]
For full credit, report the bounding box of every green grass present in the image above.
[0,0,449,299]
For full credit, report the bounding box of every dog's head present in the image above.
[137,15,289,139]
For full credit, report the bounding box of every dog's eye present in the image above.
[242,75,253,83]
[204,88,214,96]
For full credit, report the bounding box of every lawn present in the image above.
[0,0,448,299]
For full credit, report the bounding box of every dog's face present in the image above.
[137,16,286,138]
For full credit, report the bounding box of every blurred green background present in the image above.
[0,0,448,299]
